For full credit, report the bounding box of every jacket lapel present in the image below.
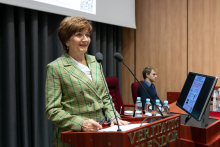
[86,54,101,88]
[61,52,97,94]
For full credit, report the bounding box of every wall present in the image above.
[121,27,135,110]
[122,0,220,107]
[188,0,220,76]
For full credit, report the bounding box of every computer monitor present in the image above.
[176,72,218,123]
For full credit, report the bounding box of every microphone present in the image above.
[95,52,103,63]
[114,52,165,119]
[114,53,124,62]
[95,52,121,131]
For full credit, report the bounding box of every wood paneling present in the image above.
[122,0,220,108]
[170,101,220,147]
[135,0,188,102]
[167,92,181,104]
[121,27,135,110]
[188,0,220,86]
[62,115,181,147]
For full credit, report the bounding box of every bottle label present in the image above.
[135,111,142,117]
[163,112,167,115]
[213,103,217,111]
[155,106,161,110]
[145,112,152,116]
[155,114,161,116]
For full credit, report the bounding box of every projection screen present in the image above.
[0,0,136,29]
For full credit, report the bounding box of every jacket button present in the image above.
[80,91,84,96]
[88,102,92,107]
[98,99,102,103]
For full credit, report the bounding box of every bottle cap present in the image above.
[164,100,168,104]
[156,99,160,103]
[137,97,141,101]
[146,98,150,102]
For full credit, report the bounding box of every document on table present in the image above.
[98,123,148,132]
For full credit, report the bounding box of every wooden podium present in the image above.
[169,101,220,147]
[61,115,181,147]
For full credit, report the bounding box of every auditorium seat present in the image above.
[131,81,143,104]
[105,77,134,115]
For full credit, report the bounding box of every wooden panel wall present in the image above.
[122,0,188,106]
[188,0,220,85]
[135,0,188,102]
[121,27,135,110]
[122,0,220,107]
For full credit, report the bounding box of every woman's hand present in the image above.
[81,119,102,132]
[110,118,129,127]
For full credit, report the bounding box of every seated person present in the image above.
[138,66,163,110]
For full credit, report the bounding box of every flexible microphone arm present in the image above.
[114,52,165,119]
[95,52,121,131]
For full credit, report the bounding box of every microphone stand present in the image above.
[98,63,121,131]
[121,61,165,119]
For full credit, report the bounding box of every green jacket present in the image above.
[45,52,120,147]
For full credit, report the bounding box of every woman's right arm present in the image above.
[45,64,85,131]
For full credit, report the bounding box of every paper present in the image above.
[98,123,148,132]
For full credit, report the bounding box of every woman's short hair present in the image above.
[142,66,157,79]
[58,16,92,52]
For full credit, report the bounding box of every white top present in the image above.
[70,56,93,81]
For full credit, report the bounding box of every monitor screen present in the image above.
[176,72,218,121]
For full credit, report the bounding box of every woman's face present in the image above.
[65,29,91,54]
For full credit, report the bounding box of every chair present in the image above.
[131,81,143,104]
[105,77,134,115]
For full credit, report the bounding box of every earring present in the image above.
[67,46,69,50]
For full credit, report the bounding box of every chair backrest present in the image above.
[105,77,124,115]
[131,81,143,104]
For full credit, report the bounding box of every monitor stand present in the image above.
[171,99,218,127]
[201,99,210,127]
[182,99,211,127]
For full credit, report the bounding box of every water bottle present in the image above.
[213,90,218,111]
[154,99,161,116]
[162,100,170,115]
[145,98,152,116]
[217,88,220,108]
[135,97,142,117]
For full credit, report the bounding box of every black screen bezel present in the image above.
[176,72,218,121]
